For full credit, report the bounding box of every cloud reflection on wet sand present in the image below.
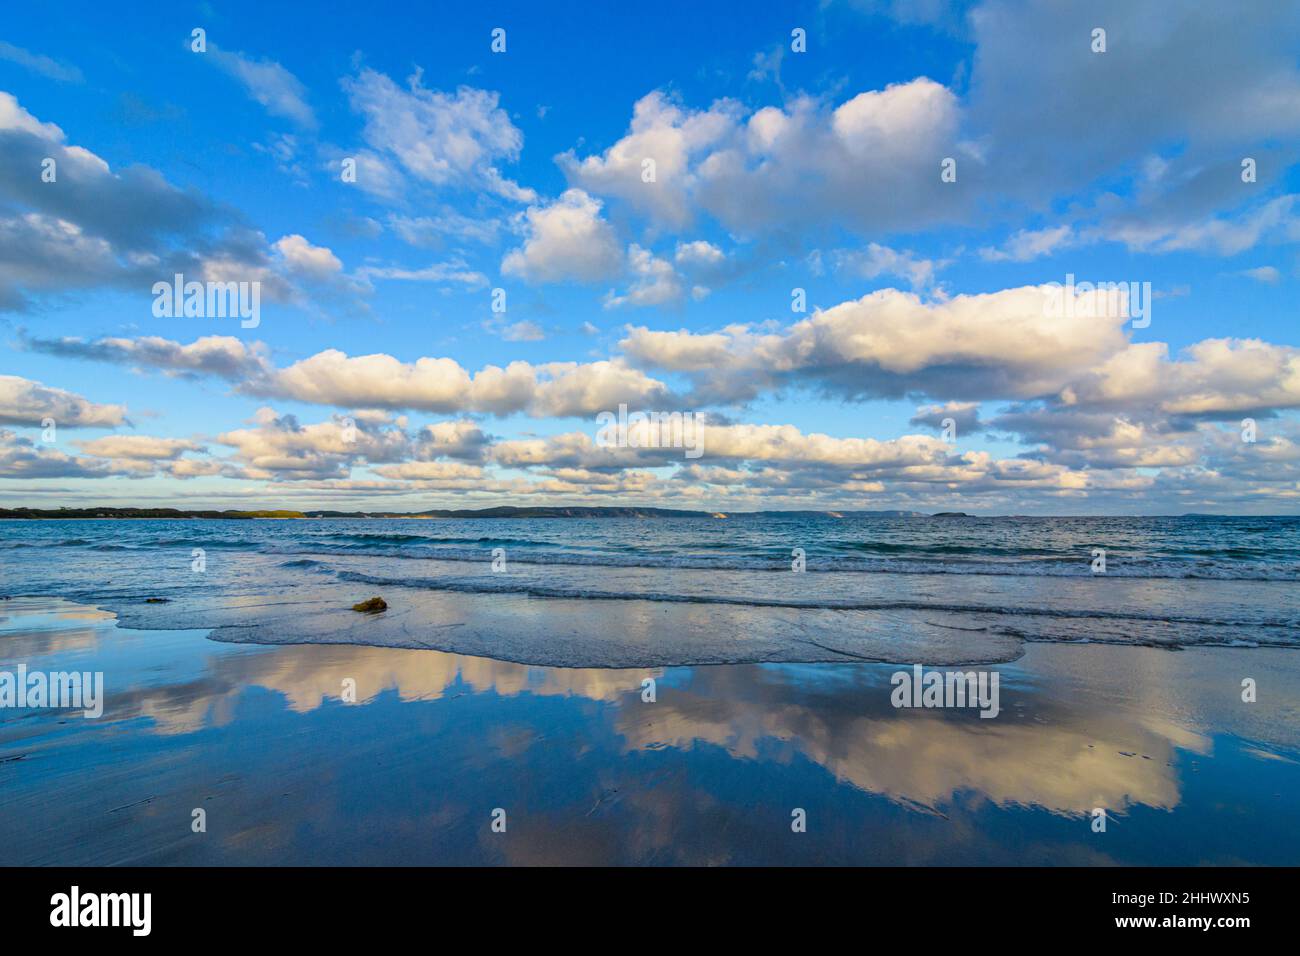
[2,598,1298,864]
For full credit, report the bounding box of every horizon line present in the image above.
[1,505,1295,520]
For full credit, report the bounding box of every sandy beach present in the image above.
[2,594,1297,866]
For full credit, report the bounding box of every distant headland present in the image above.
[0,507,1268,520]
[0,506,936,520]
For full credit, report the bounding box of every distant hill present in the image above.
[752,509,925,518]
[302,506,715,519]
[0,508,307,520]
[0,505,933,520]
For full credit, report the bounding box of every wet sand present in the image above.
[1,595,1298,865]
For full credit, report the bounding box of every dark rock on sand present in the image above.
[351,597,388,613]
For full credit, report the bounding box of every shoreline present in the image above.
[8,582,1296,670]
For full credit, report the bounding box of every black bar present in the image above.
[3,866,1286,940]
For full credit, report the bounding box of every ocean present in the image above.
[2,514,1298,664]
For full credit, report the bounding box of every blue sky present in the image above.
[2,0,1299,513]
